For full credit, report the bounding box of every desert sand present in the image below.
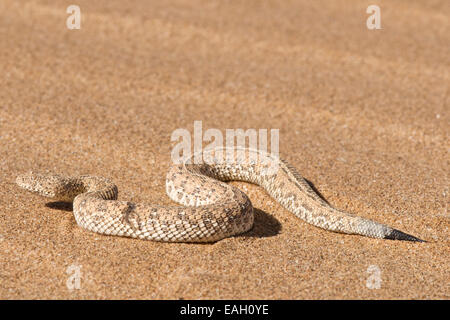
[0,0,448,299]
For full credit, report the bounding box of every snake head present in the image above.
[16,171,75,201]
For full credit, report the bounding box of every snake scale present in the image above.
[16,147,424,242]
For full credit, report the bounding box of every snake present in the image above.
[15,147,424,242]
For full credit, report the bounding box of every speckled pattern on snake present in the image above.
[16,147,424,242]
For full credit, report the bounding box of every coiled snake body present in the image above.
[16,148,423,242]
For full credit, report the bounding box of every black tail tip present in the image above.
[384,229,426,242]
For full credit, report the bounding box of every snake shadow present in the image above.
[239,208,282,239]
[45,201,73,211]
[305,178,331,205]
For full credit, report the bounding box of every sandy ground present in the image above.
[0,0,448,299]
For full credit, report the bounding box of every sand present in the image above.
[0,0,448,299]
